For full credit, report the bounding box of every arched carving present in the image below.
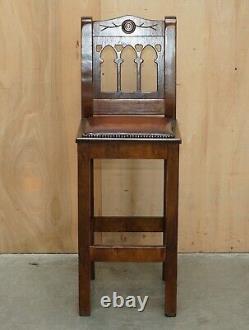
[100,45,117,92]
[141,45,158,92]
[121,46,137,92]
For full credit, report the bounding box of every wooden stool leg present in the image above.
[90,159,95,280]
[78,145,91,316]
[164,144,179,317]
[162,160,166,281]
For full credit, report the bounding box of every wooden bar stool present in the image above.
[76,15,181,316]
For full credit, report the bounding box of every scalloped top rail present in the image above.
[93,16,164,37]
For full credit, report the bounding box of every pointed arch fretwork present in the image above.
[141,45,158,92]
[121,45,137,92]
[100,45,117,92]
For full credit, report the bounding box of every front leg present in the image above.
[164,144,179,316]
[78,144,91,316]
[90,159,95,280]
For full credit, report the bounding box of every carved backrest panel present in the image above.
[93,16,164,99]
[81,16,176,117]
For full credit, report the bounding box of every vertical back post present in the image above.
[81,17,93,118]
[164,17,176,118]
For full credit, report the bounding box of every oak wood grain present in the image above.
[90,245,166,262]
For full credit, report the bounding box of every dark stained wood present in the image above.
[90,159,95,280]
[93,35,164,99]
[93,16,164,37]
[93,99,165,115]
[93,216,164,232]
[164,144,179,316]
[81,17,93,117]
[164,17,176,118]
[78,144,91,316]
[90,246,166,262]
[162,159,167,281]
[77,15,180,317]
[77,141,169,159]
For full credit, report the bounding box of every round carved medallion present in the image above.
[122,20,136,34]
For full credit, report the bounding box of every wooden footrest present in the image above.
[93,216,164,232]
[90,245,166,262]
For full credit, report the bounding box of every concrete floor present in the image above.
[0,254,248,330]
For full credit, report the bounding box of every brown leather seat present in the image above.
[81,116,176,139]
